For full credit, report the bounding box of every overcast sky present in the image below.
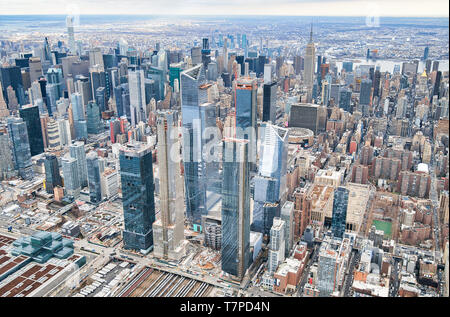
[0,0,448,17]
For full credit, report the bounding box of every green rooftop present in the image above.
[372,220,392,238]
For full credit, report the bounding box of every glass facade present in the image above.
[120,144,156,251]
[7,117,34,180]
[86,101,102,134]
[69,142,88,188]
[86,152,102,204]
[44,154,62,194]
[181,65,220,228]
[19,105,44,157]
[331,187,349,238]
[221,139,251,279]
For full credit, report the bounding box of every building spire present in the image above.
[309,22,313,43]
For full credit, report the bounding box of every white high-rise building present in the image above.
[268,217,286,273]
[128,70,146,126]
[66,16,76,55]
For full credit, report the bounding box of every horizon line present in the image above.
[0,13,448,18]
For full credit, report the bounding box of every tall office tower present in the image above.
[0,65,24,106]
[57,118,71,146]
[43,37,52,62]
[360,78,372,106]
[61,156,81,197]
[119,143,156,252]
[303,24,315,88]
[373,70,381,97]
[242,34,248,58]
[86,152,102,204]
[7,117,33,180]
[339,88,352,112]
[280,200,294,257]
[46,67,63,98]
[268,217,286,273]
[44,154,62,194]
[114,83,130,119]
[221,138,251,280]
[89,47,104,71]
[423,46,429,61]
[259,123,288,198]
[152,111,186,261]
[181,64,217,229]
[29,57,43,83]
[0,132,15,180]
[69,141,88,188]
[191,46,202,65]
[66,15,76,54]
[433,71,442,97]
[223,37,228,73]
[331,187,349,238]
[18,104,44,156]
[75,75,92,108]
[86,101,102,135]
[293,56,304,75]
[330,84,341,105]
[235,77,257,165]
[262,81,277,122]
[432,61,439,72]
[128,69,146,126]
[95,86,107,113]
[90,66,106,99]
[252,123,288,236]
[321,80,330,106]
[70,92,87,139]
[0,82,9,118]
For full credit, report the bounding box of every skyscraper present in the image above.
[44,154,62,194]
[262,81,277,123]
[303,24,315,88]
[86,101,102,134]
[268,217,286,273]
[221,138,251,280]
[86,152,102,204]
[181,64,219,229]
[66,15,76,54]
[152,110,186,261]
[128,69,146,126]
[7,117,34,180]
[235,77,257,165]
[69,141,88,188]
[331,187,349,238]
[119,143,156,252]
[19,104,45,156]
[61,156,81,197]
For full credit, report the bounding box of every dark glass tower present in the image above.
[119,143,156,252]
[44,154,62,194]
[221,138,251,280]
[86,101,102,134]
[262,82,276,123]
[86,152,102,204]
[331,187,349,239]
[19,104,45,156]
[7,117,34,180]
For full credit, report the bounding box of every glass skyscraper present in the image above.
[119,143,156,252]
[44,154,62,194]
[252,123,288,235]
[221,138,251,280]
[61,156,80,198]
[86,152,102,204]
[7,117,34,180]
[331,187,349,238]
[69,141,88,188]
[86,101,102,135]
[19,104,44,157]
[181,64,220,230]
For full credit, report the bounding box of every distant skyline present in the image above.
[0,0,449,17]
